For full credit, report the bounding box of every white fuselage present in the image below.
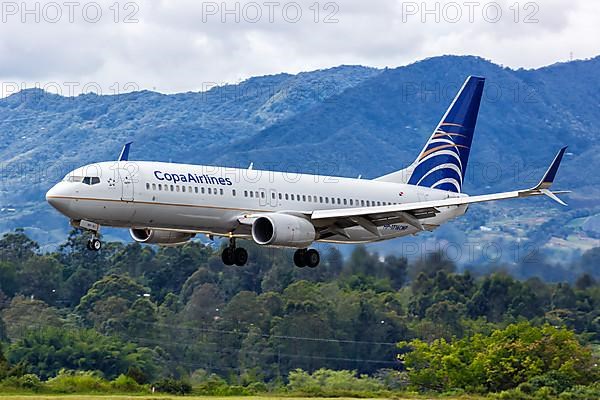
[46,161,469,244]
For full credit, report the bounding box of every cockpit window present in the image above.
[82,177,101,185]
[64,175,84,183]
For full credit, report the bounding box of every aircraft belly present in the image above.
[131,202,241,233]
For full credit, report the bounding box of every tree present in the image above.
[76,274,151,332]
[7,327,157,380]
[0,261,18,296]
[410,251,456,280]
[575,273,597,290]
[1,295,62,341]
[552,282,577,310]
[399,322,598,393]
[0,229,39,263]
[16,255,63,304]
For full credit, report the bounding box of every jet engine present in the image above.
[252,214,316,248]
[130,228,195,246]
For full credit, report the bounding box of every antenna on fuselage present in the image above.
[118,142,133,161]
[248,162,254,170]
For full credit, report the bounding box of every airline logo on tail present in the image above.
[407,76,485,193]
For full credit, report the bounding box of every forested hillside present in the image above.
[0,229,598,397]
[1,55,599,258]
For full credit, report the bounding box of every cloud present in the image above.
[0,0,598,96]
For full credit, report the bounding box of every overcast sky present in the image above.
[1,0,598,96]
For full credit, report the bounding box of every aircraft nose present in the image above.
[46,183,72,215]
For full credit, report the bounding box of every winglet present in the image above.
[118,142,133,161]
[529,146,568,205]
[534,146,567,190]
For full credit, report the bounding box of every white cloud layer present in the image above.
[0,0,598,96]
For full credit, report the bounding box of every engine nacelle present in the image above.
[130,228,195,246]
[252,214,316,248]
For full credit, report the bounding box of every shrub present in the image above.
[246,381,268,394]
[110,374,142,392]
[45,370,109,393]
[153,377,192,395]
[287,368,386,396]
[558,383,600,400]
[0,374,42,391]
[19,374,41,390]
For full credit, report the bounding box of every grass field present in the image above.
[0,396,485,400]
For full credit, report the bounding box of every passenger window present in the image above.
[279,193,282,200]
[195,187,198,194]
[232,189,236,196]
[350,199,353,206]
[182,186,186,193]
[201,187,205,194]
[152,183,156,190]
[220,189,224,195]
[250,191,254,198]
[285,194,289,200]
[361,200,365,206]
[189,186,192,193]
[337,198,341,205]
[291,194,295,200]
[325,197,329,204]
[146,183,150,190]
[343,199,347,205]
[302,195,306,202]
[255,191,259,198]
[170,185,174,191]
[261,192,265,199]
[244,190,248,197]
[320,196,323,203]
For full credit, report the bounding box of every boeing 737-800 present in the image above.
[46,76,569,268]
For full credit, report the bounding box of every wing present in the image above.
[311,147,570,238]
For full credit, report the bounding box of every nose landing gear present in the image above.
[74,219,102,252]
[87,237,102,251]
[221,238,248,266]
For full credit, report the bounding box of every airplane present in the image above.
[46,76,569,268]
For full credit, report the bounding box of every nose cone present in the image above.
[46,183,72,215]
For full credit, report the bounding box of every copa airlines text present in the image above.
[46,76,569,268]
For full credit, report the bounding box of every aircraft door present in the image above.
[118,165,136,202]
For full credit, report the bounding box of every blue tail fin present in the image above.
[407,76,485,193]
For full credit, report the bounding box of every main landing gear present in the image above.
[221,238,248,267]
[293,248,320,268]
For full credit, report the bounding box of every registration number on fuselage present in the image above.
[382,224,409,231]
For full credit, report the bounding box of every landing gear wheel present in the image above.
[234,247,248,266]
[221,247,235,266]
[304,249,320,268]
[88,238,102,251]
[294,249,307,268]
